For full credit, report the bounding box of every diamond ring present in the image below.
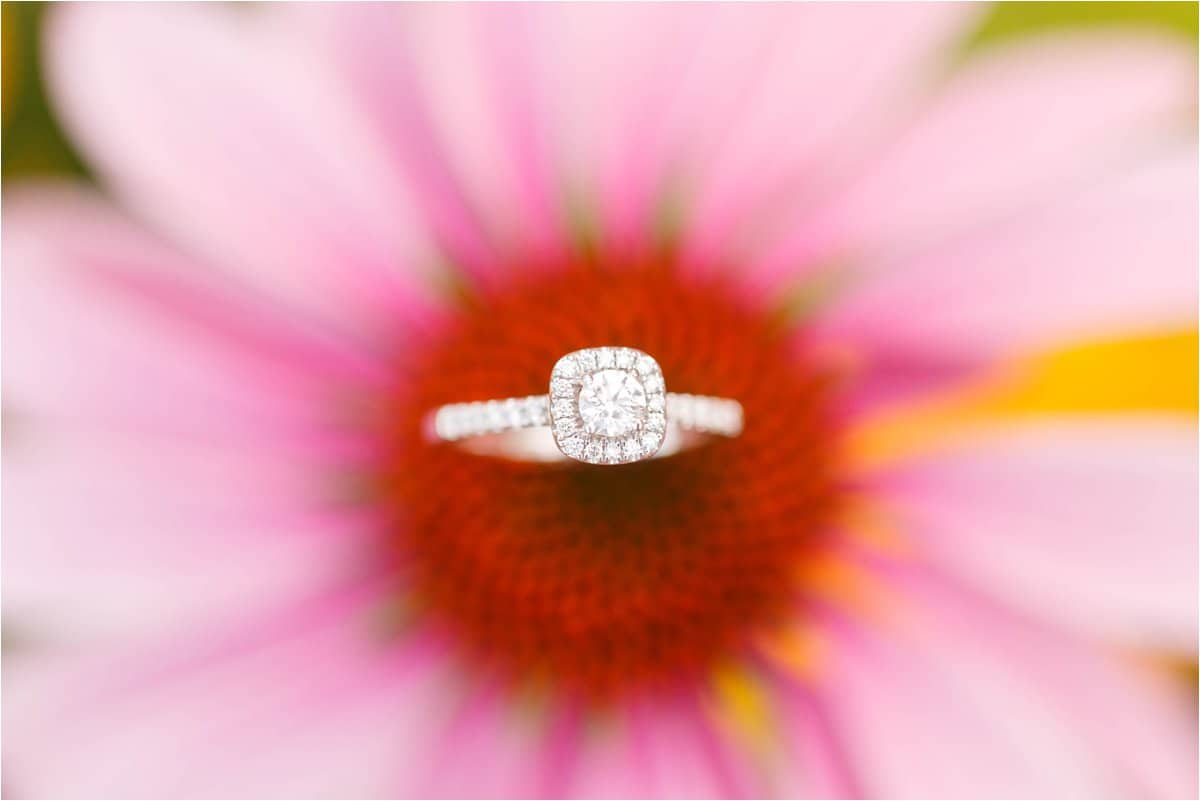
[428,347,744,465]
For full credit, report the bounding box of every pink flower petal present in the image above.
[633,694,757,798]
[4,590,451,798]
[813,144,1198,356]
[537,3,724,253]
[567,710,652,800]
[3,187,384,640]
[315,5,978,265]
[399,681,582,799]
[811,613,1101,797]
[3,424,379,644]
[544,3,978,258]
[755,666,863,799]
[4,186,382,425]
[44,3,445,330]
[677,3,981,269]
[765,32,1195,282]
[307,3,516,285]
[316,4,570,267]
[872,561,1199,799]
[800,566,1196,799]
[571,693,756,799]
[880,421,1198,653]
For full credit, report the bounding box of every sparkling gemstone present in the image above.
[577,369,648,437]
[503,400,522,428]
[552,398,575,419]
[484,402,505,431]
[529,398,549,426]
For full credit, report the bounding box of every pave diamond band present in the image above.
[428,347,744,465]
[433,395,551,440]
[433,393,743,441]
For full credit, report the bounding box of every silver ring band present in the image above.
[433,393,744,440]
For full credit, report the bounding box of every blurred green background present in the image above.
[2,1,1197,181]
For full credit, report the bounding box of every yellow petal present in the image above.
[708,661,776,763]
[846,329,1198,469]
[976,329,1197,416]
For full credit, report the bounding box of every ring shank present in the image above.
[431,393,743,444]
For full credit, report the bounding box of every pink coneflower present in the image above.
[4,4,1197,798]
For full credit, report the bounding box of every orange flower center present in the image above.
[379,256,841,701]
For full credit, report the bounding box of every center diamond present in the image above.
[577,369,647,437]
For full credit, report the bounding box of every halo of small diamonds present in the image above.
[550,347,667,464]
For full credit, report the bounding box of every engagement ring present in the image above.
[428,347,744,465]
